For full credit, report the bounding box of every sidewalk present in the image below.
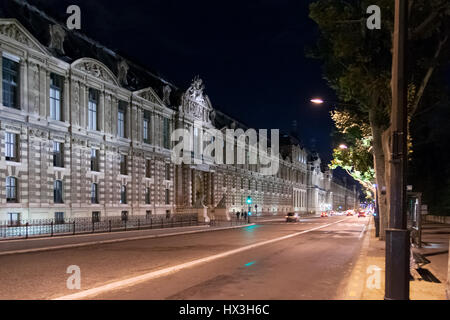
[342,217,448,300]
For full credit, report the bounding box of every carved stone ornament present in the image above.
[48,24,66,54]
[72,59,119,86]
[137,88,163,105]
[181,76,213,122]
[0,22,41,51]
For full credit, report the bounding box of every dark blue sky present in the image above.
[29,0,338,163]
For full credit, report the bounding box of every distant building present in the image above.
[0,1,358,223]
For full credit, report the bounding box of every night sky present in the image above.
[28,0,338,164]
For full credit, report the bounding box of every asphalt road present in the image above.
[0,216,369,300]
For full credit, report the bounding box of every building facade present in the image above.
[0,2,358,223]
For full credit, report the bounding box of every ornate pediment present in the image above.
[181,76,213,122]
[135,87,164,106]
[0,19,48,54]
[71,58,119,86]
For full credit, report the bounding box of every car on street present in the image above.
[346,210,354,216]
[286,212,299,222]
[358,210,366,218]
[321,212,328,218]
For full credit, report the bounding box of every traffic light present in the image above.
[246,196,252,205]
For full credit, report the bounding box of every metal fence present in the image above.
[0,213,203,240]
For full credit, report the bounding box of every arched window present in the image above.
[6,176,17,203]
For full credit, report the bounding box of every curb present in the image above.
[0,223,255,257]
[341,218,373,300]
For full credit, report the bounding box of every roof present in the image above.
[0,0,179,101]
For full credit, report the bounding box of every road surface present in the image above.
[0,216,369,300]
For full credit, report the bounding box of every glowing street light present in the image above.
[310,98,324,104]
[339,144,348,150]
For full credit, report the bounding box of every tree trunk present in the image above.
[370,110,389,240]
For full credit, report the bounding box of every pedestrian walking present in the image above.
[236,211,240,220]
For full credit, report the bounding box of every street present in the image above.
[0,216,369,300]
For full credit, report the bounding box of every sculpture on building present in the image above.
[117,60,129,86]
[48,24,66,54]
[163,85,171,105]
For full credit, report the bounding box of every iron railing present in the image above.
[0,213,202,240]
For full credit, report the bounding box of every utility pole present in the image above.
[385,0,410,300]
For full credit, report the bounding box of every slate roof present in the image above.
[0,0,179,104]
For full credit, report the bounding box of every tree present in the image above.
[309,0,450,239]
[329,110,375,198]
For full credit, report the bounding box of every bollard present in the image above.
[73,221,76,235]
[109,220,112,233]
[92,221,95,233]
[25,223,29,239]
[138,219,140,230]
[51,221,54,237]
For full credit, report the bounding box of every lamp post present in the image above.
[385,0,410,301]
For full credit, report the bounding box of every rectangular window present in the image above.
[145,159,152,178]
[163,117,170,149]
[145,187,151,204]
[121,211,128,222]
[50,73,63,121]
[88,89,98,131]
[6,176,18,203]
[120,155,127,175]
[165,189,170,205]
[165,163,171,180]
[5,132,18,162]
[8,212,20,227]
[118,101,127,138]
[146,210,152,220]
[143,111,151,143]
[55,212,64,225]
[90,149,100,172]
[53,142,64,168]
[92,211,100,223]
[120,185,127,204]
[54,180,63,204]
[91,183,99,204]
[2,57,19,109]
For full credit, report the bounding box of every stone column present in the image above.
[63,77,69,123]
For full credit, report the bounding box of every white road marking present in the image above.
[54,218,349,300]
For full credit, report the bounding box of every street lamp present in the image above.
[309,98,358,108]
[310,98,324,104]
[339,144,348,150]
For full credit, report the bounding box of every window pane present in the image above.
[2,57,19,109]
